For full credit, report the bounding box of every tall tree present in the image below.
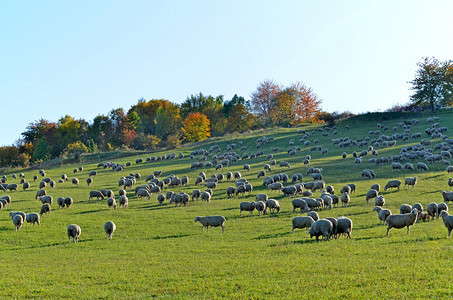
[409,57,453,112]
[250,80,282,124]
[224,104,255,133]
[182,112,210,142]
[289,81,322,123]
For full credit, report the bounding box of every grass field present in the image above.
[1,110,453,298]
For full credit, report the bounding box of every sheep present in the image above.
[365,189,378,203]
[309,219,333,241]
[281,185,297,197]
[205,182,217,190]
[256,193,268,203]
[373,195,385,207]
[404,163,414,171]
[243,164,251,172]
[384,180,401,191]
[107,198,117,209]
[347,183,357,194]
[104,221,116,239]
[194,216,226,232]
[448,178,453,187]
[191,189,200,201]
[372,206,392,224]
[268,182,283,192]
[200,191,211,203]
[427,202,438,220]
[64,197,73,208]
[22,182,30,191]
[417,162,429,172]
[448,166,453,173]
[279,161,291,168]
[264,199,280,214]
[440,211,453,237]
[25,213,40,227]
[255,201,266,215]
[157,194,165,205]
[404,177,418,189]
[40,203,51,216]
[292,198,309,213]
[391,162,403,171]
[312,181,325,193]
[67,224,81,243]
[72,178,79,185]
[291,216,314,234]
[307,211,319,222]
[341,192,350,207]
[49,180,56,189]
[89,191,105,201]
[386,208,418,236]
[1,195,11,204]
[35,189,46,199]
[39,195,53,205]
[7,183,18,191]
[136,188,151,200]
[400,204,412,214]
[13,215,24,231]
[326,185,334,195]
[86,177,93,186]
[340,185,351,195]
[57,197,65,208]
[234,172,241,180]
[257,170,266,179]
[370,184,380,192]
[437,202,449,218]
[118,195,128,208]
[441,191,453,203]
[62,174,68,181]
[240,201,256,216]
[336,217,353,239]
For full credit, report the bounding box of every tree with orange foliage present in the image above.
[283,82,322,124]
[182,113,210,142]
[250,80,282,124]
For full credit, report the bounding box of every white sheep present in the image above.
[404,177,417,189]
[365,189,378,203]
[427,202,438,221]
[372,206,391,224]
[25,213,40,227]
[384,180,401,191]
[440,211,453,237]
[309,219,333,241]
[386,208,418,236]
[374,195,385,207]
[67,224,81,243]
[13,215,24,231]
[291,216,314,234]
[194,216,226,232]
[104,221,116,239]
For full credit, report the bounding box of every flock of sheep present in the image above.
[1,115,453,243]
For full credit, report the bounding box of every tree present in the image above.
[0,146,19,167]
[250,80,282,124]
[130,133,161,150]
[409,57,453,112]
[182,113,210,142]
[224,104,255,133]
[155,105,182,140]
[64,141,89,161]
[223,94,248,117]
[33,138,51,161]
[289,81,323,123]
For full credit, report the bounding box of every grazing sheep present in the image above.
[49,180,56,189]
[437,202,449,218]
[427,202,438,221]
[279,161,291,168]
[191,189,200,201]
[441,191,453,203]
[291,216,314,234]
[157,194,165,205]
[64,197,73,208]
[0,195,11,205]
[118,195,128,208]
[268,182,283,192]
[386,208,418,236]
[255,201,266,215]
[40,203,51,216]
[365,189,378,203]
[448,178,453,187]
[392,162,403,171]
[375,195,385,207]
[25,213,40,227]
[39,181,46,189]
[340,185,351,195]
[107,198,117,209]
[370,184,380,192]
[404,177,418,189]
[312,181,326,193]
[35,189,46,199]
[257,170,266,179]
[417,162,429,172]
[447,166,453,173]
[326,185,334,195]
[13,215,24,231]
[307,211,319,222]
[264,199,280,214]
[200,191,211,203]
[86,177,93,186]
[22,182,30,191]
[72,178,79,185]
[440,211,453,237]
[194,216,226,232]
[67,224,81,243]
[104,221,116,239]
[309,219,333,241]
[372,206,392,224]
[243,164,251,172]
[57,197,65,208]
[136,188,151,200]
[336,217,353,239]
[341,192,350,207]
[39,195,53,205]
[404,163,414,171]
[384,180,401,191]
[400,204,412,214]
[292,198,309,213]
[89,191,105,201]
[240,201,256,216]
[281,185,297,197]
[347,183,357,194]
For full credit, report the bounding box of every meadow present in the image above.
[1,110,453,298]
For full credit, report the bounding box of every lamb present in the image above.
[336,217,353,239]
[384,180,401,191]
[25,213,40,227]
[107,198,117,209]
[264,199,280,214]
[307,211,319,222]
[67,224,81,243]
[200,191,211,203]
[118,195,128,208]
[292,198,309,213]
[40,203,51,216]
[374,195,385,207]
[427,202,438,220]
[39,195,53,205]
[365,189,378,203]
[417,162,429,172]
[291,216,314,234]
[386,208,419,236]
[13,215,24,231]
[440,211,453,237]
[441,191,453,203]
[309,219,333,241]
[240,201,256,216]
[341,192,350,207]
[89,191,105,200]
[35,189,47,199]
[104,221,116,239]
[194,216,226,232]
[437,202,448,218]
[372,206,392,224]
[404,177,418,189]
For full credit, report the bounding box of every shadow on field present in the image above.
[75,209,104,215]
[425,174,443,180]
[254,232,291,240]
[152,234,192,240]
[354,223,381,231]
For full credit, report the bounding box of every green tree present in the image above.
[155,105,182,139]
[64,141,89,161]
[33,138,51,161]
[409,57,453,112]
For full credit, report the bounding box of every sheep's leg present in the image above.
[222,225,225,233]
[449,229,452,238]
[407,226,411,235]
[386,228,390,236]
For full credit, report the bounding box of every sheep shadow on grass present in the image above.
[75,209,104,215]
[152,234,192,240]
[254,231,291,240]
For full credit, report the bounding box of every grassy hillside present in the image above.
[1,109,453,298]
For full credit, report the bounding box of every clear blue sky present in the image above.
[1,0,452,146]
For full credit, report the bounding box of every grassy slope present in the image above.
[1,110,453,298]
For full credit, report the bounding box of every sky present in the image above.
[1,0,452,146]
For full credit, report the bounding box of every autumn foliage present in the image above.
[182,113,210,142]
